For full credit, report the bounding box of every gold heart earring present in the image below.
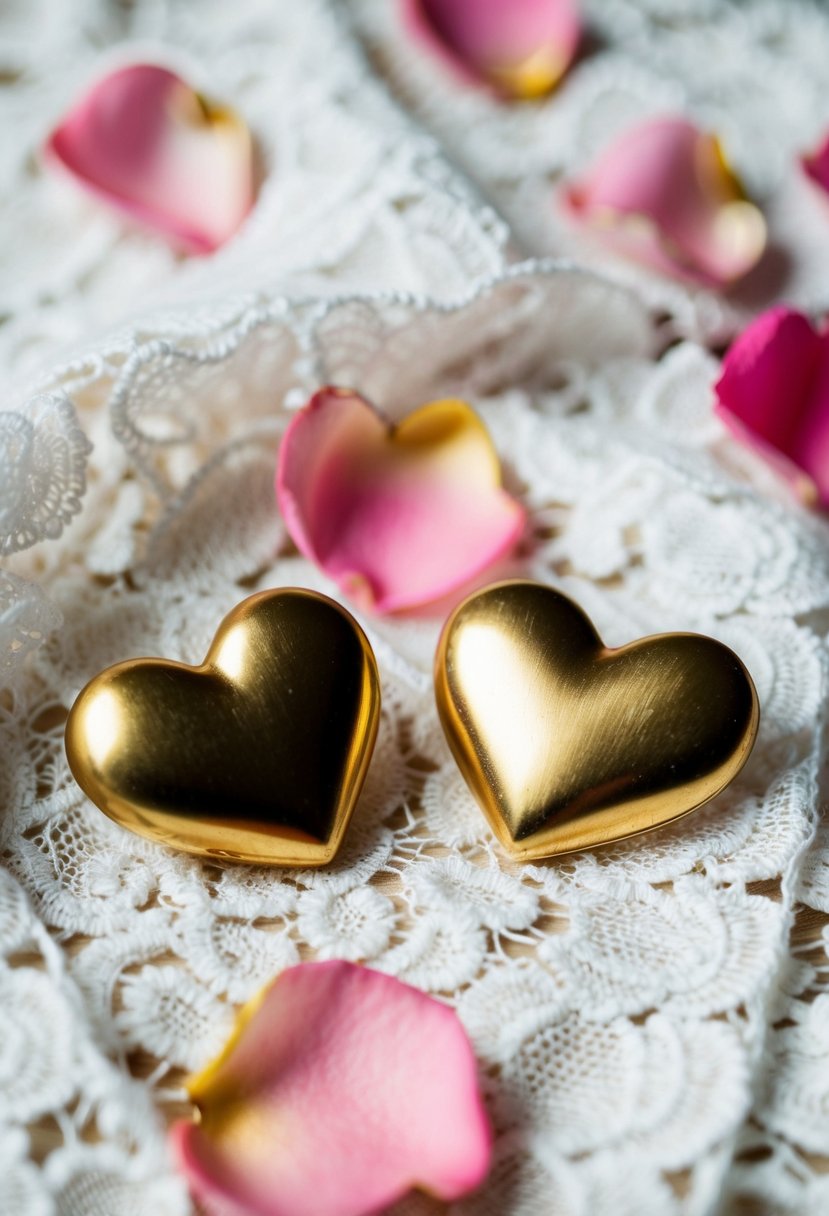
[434,580,759,861]
[65,589,380,866]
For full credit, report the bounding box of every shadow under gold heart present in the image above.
[435,581,759,860]
[65,589,380,865]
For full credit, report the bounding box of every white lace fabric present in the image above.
[1,2,829,1215]
[352,0,829,343]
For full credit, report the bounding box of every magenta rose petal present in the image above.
[45,63,254,253]
[276,387,525,615]
[715,305,829,507]
[563,116,767,287]
[802,132,829,198]
[170,961,492,1216]
[401,0,582,98]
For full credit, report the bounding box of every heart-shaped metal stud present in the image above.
[65,589,380,865]
[434,581,759,860]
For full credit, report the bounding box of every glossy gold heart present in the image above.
[65,589,380,865]
[434,581,759,860]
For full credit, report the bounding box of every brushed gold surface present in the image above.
[65,589,380,865]
[434,581,759,860]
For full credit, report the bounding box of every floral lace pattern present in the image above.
[1,2,829,1216]
[2,265,827,1216]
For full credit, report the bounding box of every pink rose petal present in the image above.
[563,116,767,287]
[276,388,525,615]
[802,132,829,198]
[715,306,829,507]
[45,64,254,253]
[170,961,492,1216]
[402,0,581,98]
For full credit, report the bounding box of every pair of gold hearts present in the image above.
[65,583,759,866]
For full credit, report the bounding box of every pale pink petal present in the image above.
[401,0,581,98]
[170,961,492,1216]
[45,64,254,253]
[563,116,767,286]
[276,388,525,615]
[715,306,829,507]
[802,132,829,197]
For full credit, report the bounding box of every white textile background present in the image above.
[354,0,829,343]
[1,2,828,1215]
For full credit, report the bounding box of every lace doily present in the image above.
[351,0,829,343]
[2,2,829,1215]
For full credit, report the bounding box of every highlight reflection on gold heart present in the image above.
[434,581,759,860]
[65,590,380,865]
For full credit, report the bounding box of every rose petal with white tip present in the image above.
[45,63,254,253]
